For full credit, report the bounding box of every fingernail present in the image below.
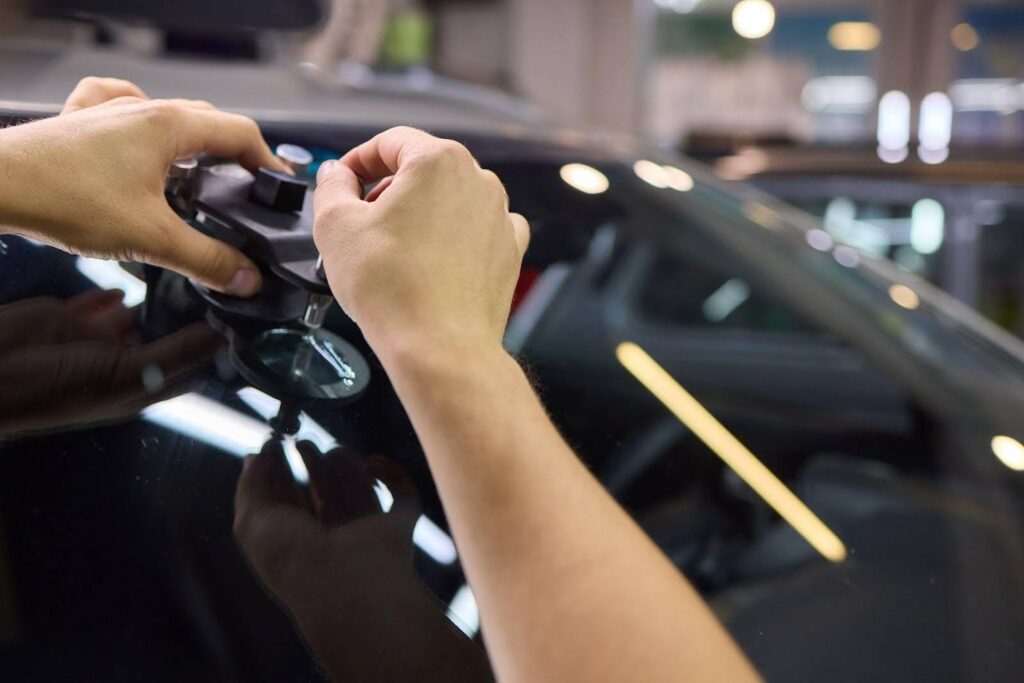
[226,268,260,296]
[317,159,339,184]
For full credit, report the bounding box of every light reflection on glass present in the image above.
[616,342,847,563]
[446,584,481,638]
[75,257,147,306]
[664,165,695,192]
[559,163,609,195]
[889,284,920,310]
[992,435,1024,471]
[833,246,860,268]
[806,229,834,252]
[743,203,781,230]
[633,160,670,188]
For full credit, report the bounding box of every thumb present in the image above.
[313,159,364,211]
[155,210,263,296]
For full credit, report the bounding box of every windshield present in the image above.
[1,129,1023,682]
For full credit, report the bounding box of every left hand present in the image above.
[0,77,291,296]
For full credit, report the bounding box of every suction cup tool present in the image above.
[232,327,370,402]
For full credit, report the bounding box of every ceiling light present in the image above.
[828,22,881,51]
[877,90,911,163]
[732,0,776,40]
[951,23,979,52]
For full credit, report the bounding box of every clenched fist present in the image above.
[312,127,529,362]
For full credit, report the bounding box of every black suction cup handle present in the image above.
[251,167,307,213]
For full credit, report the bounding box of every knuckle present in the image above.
[231,114,260,134]
[143,99,184,123]
[76,76,102,91]
[415,139,473,172]
[385,125,422,139]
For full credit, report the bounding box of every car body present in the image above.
[1,41,1023,683]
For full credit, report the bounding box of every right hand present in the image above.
[312,127,530,359]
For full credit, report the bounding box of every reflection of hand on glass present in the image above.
[0,289,218,437]
[233,440,494,682]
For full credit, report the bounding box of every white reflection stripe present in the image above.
[147,391,459,565]
[75,257,147,307]
[446,584,480,637]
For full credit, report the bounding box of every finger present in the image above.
[130,321,218,369]
[366,455,421,523]
[339,126,448,183]
[234,440,309,545]
[363,175,394,203]
[170,106,289,175]
[295,440,336,521]
[110,322,220,398]
[301,441,381,523]
[234,438,313,573]
[63,77,148,114]
[72,300,135,344]
[64,289,132,343]
[314,159,364,211]
[297,440,370,525]
[152,208,263,296]
[510,213,531,258]
[68,289,125,311]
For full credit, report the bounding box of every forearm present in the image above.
[0,121,59,232]
[379,342,760,683]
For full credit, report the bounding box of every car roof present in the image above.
[0,42,634,160]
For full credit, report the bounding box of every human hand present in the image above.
[0,289,219,437]
[312,127,530,361]
[235,441,492,682]
[0,77,291,296]
[234,440,421,617]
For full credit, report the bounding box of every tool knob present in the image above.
[275,144,314,175]
[250,167,307,213]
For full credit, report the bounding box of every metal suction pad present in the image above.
[231,327,370,402]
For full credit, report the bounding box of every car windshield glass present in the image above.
[1,134,1023,683]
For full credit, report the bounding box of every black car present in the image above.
[2,45,1024,683]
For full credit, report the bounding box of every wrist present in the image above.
[373,328,516,390]
[0,123,50,232]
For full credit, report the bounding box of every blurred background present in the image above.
[2,0,1024,335]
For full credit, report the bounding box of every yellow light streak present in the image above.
[616,341,848,563]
